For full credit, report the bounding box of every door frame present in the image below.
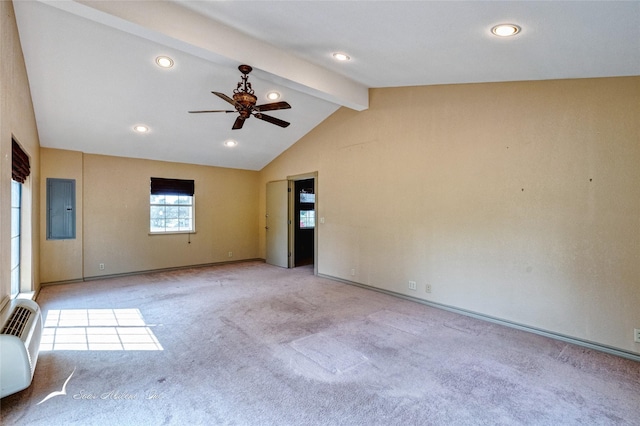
[287,172,318,275]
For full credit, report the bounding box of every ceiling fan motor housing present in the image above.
[234,92,257,108]
[233,92,257,118]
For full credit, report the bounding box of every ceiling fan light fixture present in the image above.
[266,91,280,101]
[224,140,238,147]
[491,24,521,37]
[133,125,149,133]
[155,56,174,68]
[332,52,351,61]
[189,64,292,130]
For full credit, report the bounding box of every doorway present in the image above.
[265,173,318,272]
[293,178,315,267]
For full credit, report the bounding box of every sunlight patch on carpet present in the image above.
[290,333,368,374]
[368,310,433,335]
[40,309,163,351]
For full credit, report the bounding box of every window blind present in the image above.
[12,140,30,184]
[150,177,194,196]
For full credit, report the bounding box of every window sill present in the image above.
[17,292,36,301]
[148,231,196,236]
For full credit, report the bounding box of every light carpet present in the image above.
[1,261,638,425]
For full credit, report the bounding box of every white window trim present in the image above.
[149,195,195,235]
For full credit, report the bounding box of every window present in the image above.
[150,194,194,233]
[298,186,315,229]
[11,139,30,296]
[299,210,315,229]
[46,178,76,240]
[11,180,21,297]
[300,192,315,203]
[150,177,195,233]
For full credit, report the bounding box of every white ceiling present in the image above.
[14,1,640,171]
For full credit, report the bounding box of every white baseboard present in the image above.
[321,273,640,363]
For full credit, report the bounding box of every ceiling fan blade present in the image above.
[254,113,290,128]
[232,116,246,130]
[212,91,241,108]
[254,101,291,112]
[188,110,235,113]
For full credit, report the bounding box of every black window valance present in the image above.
[12,139,31,184]
[150,177,194,196]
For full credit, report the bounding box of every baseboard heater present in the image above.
[0,299,43,398]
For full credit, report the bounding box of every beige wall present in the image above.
[39,148,83,282]
[259,77,640,355]
[0,1,41,305]
[40,152,260,282]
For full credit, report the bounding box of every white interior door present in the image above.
[266,180,289,268]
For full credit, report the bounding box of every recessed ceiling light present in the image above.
[491,24,521,37]
[224,140,237,147]
[134,125,149,133]
[332,52,351,61]
[155,56,174,68]
[266,91,280,101]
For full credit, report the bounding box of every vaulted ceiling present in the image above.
[14,1,640,170]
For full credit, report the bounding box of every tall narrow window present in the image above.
[11,139,30,296]
[150,178,195,233]
[47,178,76,240]
[11,180,21,297]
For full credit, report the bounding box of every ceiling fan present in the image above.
[189,65,291,130]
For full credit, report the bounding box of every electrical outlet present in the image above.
[351,269,356,276]
[634,329,640,343]
[408,281,417,291]
[228,251,233,258]
[99,263,105,270]
[425,284,432,293]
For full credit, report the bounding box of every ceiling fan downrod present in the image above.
[233,65,257,112]
[235,65,254,95]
